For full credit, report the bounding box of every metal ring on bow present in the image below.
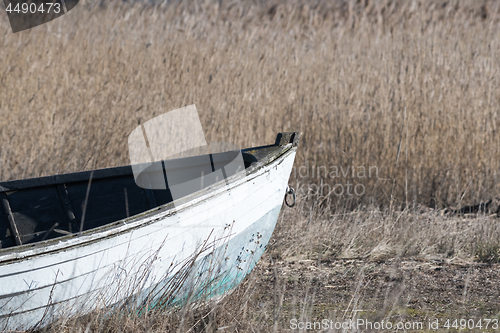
[284,186,296,207]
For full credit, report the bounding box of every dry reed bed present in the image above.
[1,0,499,208]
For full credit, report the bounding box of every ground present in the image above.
[236,257,500,332]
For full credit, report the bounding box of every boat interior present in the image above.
[0,132,298,250]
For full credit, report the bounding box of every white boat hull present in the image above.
[0,147,296,330]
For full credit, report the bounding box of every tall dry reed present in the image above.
[1,0,499,209]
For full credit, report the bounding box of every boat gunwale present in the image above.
[0,146,274,193]
[0,144,295,264]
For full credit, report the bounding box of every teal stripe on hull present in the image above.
[136,205,282,312]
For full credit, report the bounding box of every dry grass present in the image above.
[271,199,500,264]
[1,0,499,208]
[2,0,500,331]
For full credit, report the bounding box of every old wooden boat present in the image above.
[0,132,299,331]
